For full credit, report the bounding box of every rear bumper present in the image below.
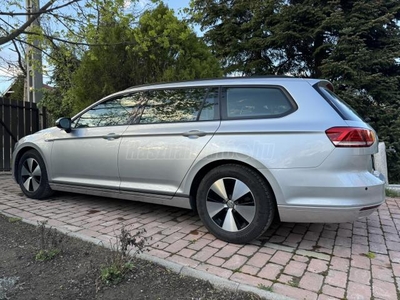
[261,168,385,223]
[278,202,383,223]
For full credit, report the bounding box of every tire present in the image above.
[196,164,275,244]
[18,150,54,199]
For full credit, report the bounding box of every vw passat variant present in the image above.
[12,77,385,243]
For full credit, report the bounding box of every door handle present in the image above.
[102,133,120,140]
[182,130,207,138]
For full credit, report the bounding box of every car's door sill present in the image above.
[49,183,191,209]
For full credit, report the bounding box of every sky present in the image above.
[0,0,192,95]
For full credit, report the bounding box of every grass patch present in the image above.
[288,277,300,288]
[257,284,273,292]
[98,226,149,287]
[35,220,64,262]
[362,251,376,259]
[8,217,22,223]
[385,188,400,198]
[35,249,61,261]
[232,268,241,273]
[100,262,134,285]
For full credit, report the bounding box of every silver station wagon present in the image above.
[12,77,385,243]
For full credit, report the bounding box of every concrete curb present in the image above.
[1,211,294,300]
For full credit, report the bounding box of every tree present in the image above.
[321,0,400,182]
[0,0,143,84]
[190,0,400,182]
[68,3,222,113]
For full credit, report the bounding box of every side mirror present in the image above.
[55,117,72,133]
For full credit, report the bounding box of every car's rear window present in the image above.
[317,86,363,121]
[222,87,296,119]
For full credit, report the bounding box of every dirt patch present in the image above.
[0,214,261,300]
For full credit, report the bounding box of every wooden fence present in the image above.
[0,97,47,171]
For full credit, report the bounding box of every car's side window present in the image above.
[74,92,146,128]
[222,87,295,119]
[139,87,218,124]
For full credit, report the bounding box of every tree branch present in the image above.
[0,0,82,16]
[0,0,55,45]
[15,37,58,62]
[11,40,27,76]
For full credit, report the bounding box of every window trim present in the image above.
[220,85,298,120]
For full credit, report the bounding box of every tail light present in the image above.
[326,127,375,147]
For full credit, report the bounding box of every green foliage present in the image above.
[190,0,400,182]
[363,252,376,259]
[321,0,400,183]
[68,3,222,113]
[8,76,25,101]
[257,284,273,292]
[100,262,133,285]
[35,249,61,261]
[8,217,22,223]
[98,226,149,287]
[386,188,400,198]
[35,220,64,262]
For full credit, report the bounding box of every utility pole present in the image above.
[25,0,43,104]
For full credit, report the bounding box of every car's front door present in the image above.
[50,93,143,189]
[118,87,220,196]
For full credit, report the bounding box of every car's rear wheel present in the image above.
[196,164,275,244]
[18,150,53,199]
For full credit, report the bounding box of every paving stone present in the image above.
[237,244,259,256]
[247,252,271,268]
[277,274,293,284]
[270,250,293,265]
[347,281,371,300]
[322,284,345,299]
[177,248,196,258]
[299,272,323,292]
[330,257,349,272]
[372,279,398,299]
[333,246,351,258]
[258,263,283,280]
[349,267,371,285]
[222,254,248,270]
[371,264,394,282]
[230,272,272,288]
[308,259,328,273]
[167,255,199,268]
[196,264,232,279]
[284,260,307,277]
[351,254,370,269]
[272,283,318,300]
[317,294,340,300]
[191,246,218,262]
[240,265,260,276]
[325,270,347,288]
[214,245,240,258]
[206,256,225,267]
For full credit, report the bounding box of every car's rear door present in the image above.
[118,86,220,196]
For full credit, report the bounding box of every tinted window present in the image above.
[75,92,145,128]
[140,88,218,124]
[318,87,363,121]
[224,87,294,119]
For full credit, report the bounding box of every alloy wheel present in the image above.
[21,158,42,192]
[206,177,256,232]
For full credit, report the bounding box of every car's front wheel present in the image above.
[196,164,275,244]
[18,150,53,199]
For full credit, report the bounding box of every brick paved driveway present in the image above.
[1,173,399,300]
